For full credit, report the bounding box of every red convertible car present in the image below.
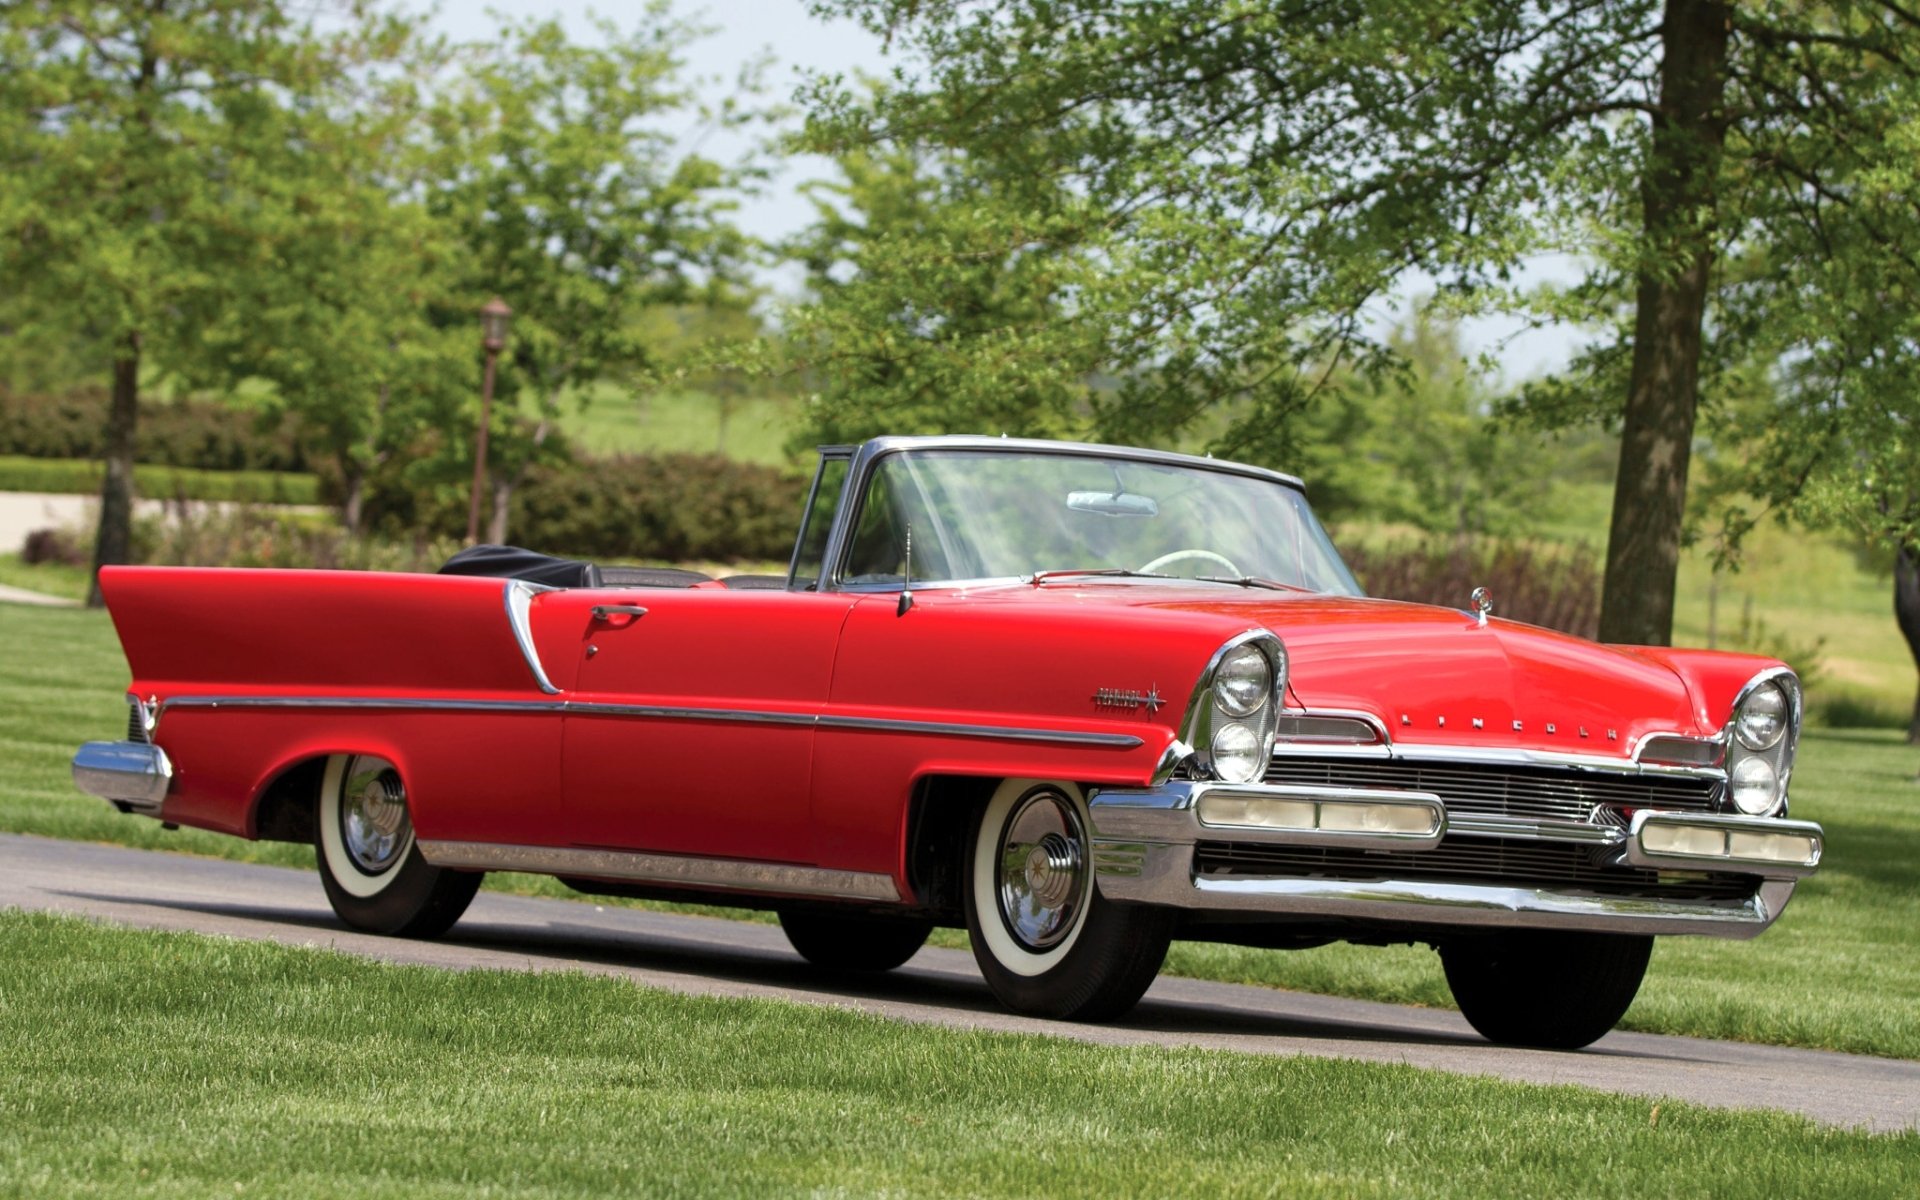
[73,435,1821,1048]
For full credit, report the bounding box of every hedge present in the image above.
[0,387,309,472]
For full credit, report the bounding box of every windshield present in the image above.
[839,448,1363,595]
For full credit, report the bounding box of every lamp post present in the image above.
[466,296,512,544]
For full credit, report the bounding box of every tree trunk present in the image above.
[86,332,141,608]
[1597,0,1730,646]
[1895,544,1920,743]
[488,476,511,546]
[340,457,366,536]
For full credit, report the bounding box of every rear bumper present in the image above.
[1088,780,1817,939]
[72,740,172,813]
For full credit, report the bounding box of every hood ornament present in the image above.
[1469,586,1493,628]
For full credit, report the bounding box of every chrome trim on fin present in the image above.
[504,580,561,695]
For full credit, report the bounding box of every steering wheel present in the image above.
[1138,548,1242,577]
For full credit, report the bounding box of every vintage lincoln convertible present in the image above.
[73,435,1822,1048]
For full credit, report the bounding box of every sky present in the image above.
[423,1,1582,380]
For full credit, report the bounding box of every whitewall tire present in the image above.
[964,778,1174,1021]
[315,754,481,938]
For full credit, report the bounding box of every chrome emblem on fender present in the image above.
[1094,687,1164,714]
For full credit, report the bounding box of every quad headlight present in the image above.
[1725,673,1800,817]
[1733,683,1789,751]
[1188,634,1287,784]
[1215,643,1276,717]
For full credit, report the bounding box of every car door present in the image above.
[547,586,859,863]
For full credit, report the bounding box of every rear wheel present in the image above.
[964,778,1174,1021]
[777,908,934,971]
[1440,931,1653,1050]
[315,754,481,938]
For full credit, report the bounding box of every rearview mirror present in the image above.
[1067,491,1158,517]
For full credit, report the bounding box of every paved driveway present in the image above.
[5,833,1915,1133]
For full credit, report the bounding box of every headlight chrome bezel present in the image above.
[1184,631,1288,785]
[1723,669,1802,819]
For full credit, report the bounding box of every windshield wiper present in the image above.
[1195,575,1307,592]
[1028,568,1175,584]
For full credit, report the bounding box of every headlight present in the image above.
[1729,756,1780,815]
[1210,723,1264,784]
[1734,684,1788,751]
[1214,645,1272,717]
[1177,633,1287,784]
[1723,672,1798,819]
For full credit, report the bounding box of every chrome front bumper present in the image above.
[1088,781,1821,939]
[72,740,172,814]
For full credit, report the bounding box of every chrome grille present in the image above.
[1195,838,1756,901]
[1265,757,1721,824]
[125,700,149,744]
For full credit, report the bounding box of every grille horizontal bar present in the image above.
[1195,837,1756,901]
[1265,757,1721,825]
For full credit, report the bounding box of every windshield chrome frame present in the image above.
[810,436,1321,595]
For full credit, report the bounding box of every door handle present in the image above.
[590,604,649,621]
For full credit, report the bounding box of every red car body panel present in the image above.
[101,559,1776,901]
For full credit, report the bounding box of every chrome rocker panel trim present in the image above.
[419,840,901,903]
[72,740,173,812]
[1088,781,1811,938]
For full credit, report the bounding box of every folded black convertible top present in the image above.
[437,544,602,589]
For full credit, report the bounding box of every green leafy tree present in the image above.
[422,8,763,541]
[1293,308,1560,538]
[780,140,1118,445]
[0,0,419,602]
[799,0,1920,644]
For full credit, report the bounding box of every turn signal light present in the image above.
[1197,793,1441,838]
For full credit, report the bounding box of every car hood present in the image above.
[1055,584,1707,753]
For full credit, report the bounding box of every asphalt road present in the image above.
[3,832,1914,1133]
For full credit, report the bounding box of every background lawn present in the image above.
[6,602,1916,1059]
[0,911,1912,1199]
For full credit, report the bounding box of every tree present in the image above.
[798,0,1920,644]
[421,9,763,542]
[0,0,420,603]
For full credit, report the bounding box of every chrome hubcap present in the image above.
[340,757,409,875]
[995,790,1088,951]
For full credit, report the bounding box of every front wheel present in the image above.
[1439,931,1653,1050]
[777,908,934,971]
[315,754,481,938]
[964,779,1174,1021]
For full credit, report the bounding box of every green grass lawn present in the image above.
[6,602,1917,1059]
[552,382,802,467]
[0,552,88,600]
[0,911,1911,1199]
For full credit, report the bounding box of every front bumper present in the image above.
[72,740,172,813]
[1088,780,1821,939]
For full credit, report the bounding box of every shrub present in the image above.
[510,454,807,564]
[20,526,85,567]
[0,387,308,471]
[1343,537,1602,638]
[136,505,458,573]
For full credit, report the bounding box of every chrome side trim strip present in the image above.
[162,696,568,715]
[72,740,173,810]
[418,840,902,902]
[815,713,1141,747]
[504,581,562,695]
[153,695,1143,749]
[572,702,816,728]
